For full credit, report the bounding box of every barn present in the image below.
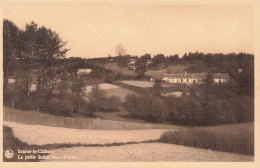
[77,68,92,75]
[162,72,229,84]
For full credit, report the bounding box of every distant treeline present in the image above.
[124,85,254,126]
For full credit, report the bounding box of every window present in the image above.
[187,79,189,82]
[219,79,221,84]
[181,79,183,83]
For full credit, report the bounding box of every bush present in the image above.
[124,94,168,122]
[230,96,254,123]
[101,96,122,112]
[43,96,75,116]
[164,95,205,126]
[104,73,116,83]
[204,98,237,125]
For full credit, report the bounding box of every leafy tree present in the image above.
[135,58,147,79]
[205,72,214,86]
[87,84,105,117]
[3,19,20,91]
[167,54,179,63]
[56,73,68,95]
[152,80,163,97]
[140,53,151,61]
[71,74,86,113]
[153,54,166,66]
[238,65,254,95]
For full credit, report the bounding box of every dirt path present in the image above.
[4,121,167,145]
[43,143,253,162]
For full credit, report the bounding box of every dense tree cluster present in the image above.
[3,19,74,114]
[124,84,254,126]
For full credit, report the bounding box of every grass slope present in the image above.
[3,107,176,130]
[85,83,133,101]
[160,122,254,155]
[3,126,40,162]
[106,63,137,77]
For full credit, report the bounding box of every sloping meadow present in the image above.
[160,122,254,155]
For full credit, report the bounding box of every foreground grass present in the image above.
[4,107,177,130]
[160,122,254,155]
[3,126,40,162]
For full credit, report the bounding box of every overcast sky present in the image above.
[3,1,254,58]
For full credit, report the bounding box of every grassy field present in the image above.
[122,80,154,88]
[3,107,178,130]
[146,65,189,79]
[160,122,254,155]
[113,81,150,95]
[106,63,137,77]
[85,83,133,101]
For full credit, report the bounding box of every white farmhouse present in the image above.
[77,68,92,75]
[162,72,229,84]
[213,73,229,84]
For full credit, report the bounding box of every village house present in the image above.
[162,72,229,84]
[128,58,137,70]
[77,68,92,75]
[146,59,153,66]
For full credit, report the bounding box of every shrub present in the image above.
[43,97,75,116]
[164,95,205,126]
[99,96,122,112]
[204,98,237,125]
[230,96,254,123]
[104,73,116,83]
[124,94,168,122]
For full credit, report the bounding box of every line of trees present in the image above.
[4,19,69,90]
[124,82,254,125]
[109,50,254,95]
[3,19,74,114]
[3,19,123,117]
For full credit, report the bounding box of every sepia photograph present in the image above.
[1,0,259,167]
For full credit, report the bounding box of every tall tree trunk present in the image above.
[3,65,9,92]
[27,71,31,96]
[13,73,19,108]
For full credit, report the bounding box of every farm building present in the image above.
[77,68,92,75]
[162,72,229,84]
[128,59,137,70]
[146,59,153,66]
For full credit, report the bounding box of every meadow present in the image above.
[106,63,138,77]
[3,107,178,130]
[85,83,133,101]
[160,122,254,155]
[122,80,154,88]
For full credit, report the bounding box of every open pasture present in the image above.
[106,63,137,77]
[85,83,133,101]
[3,107,177,130]
[122,80,154,88]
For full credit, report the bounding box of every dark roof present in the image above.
[164,73,207,79]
